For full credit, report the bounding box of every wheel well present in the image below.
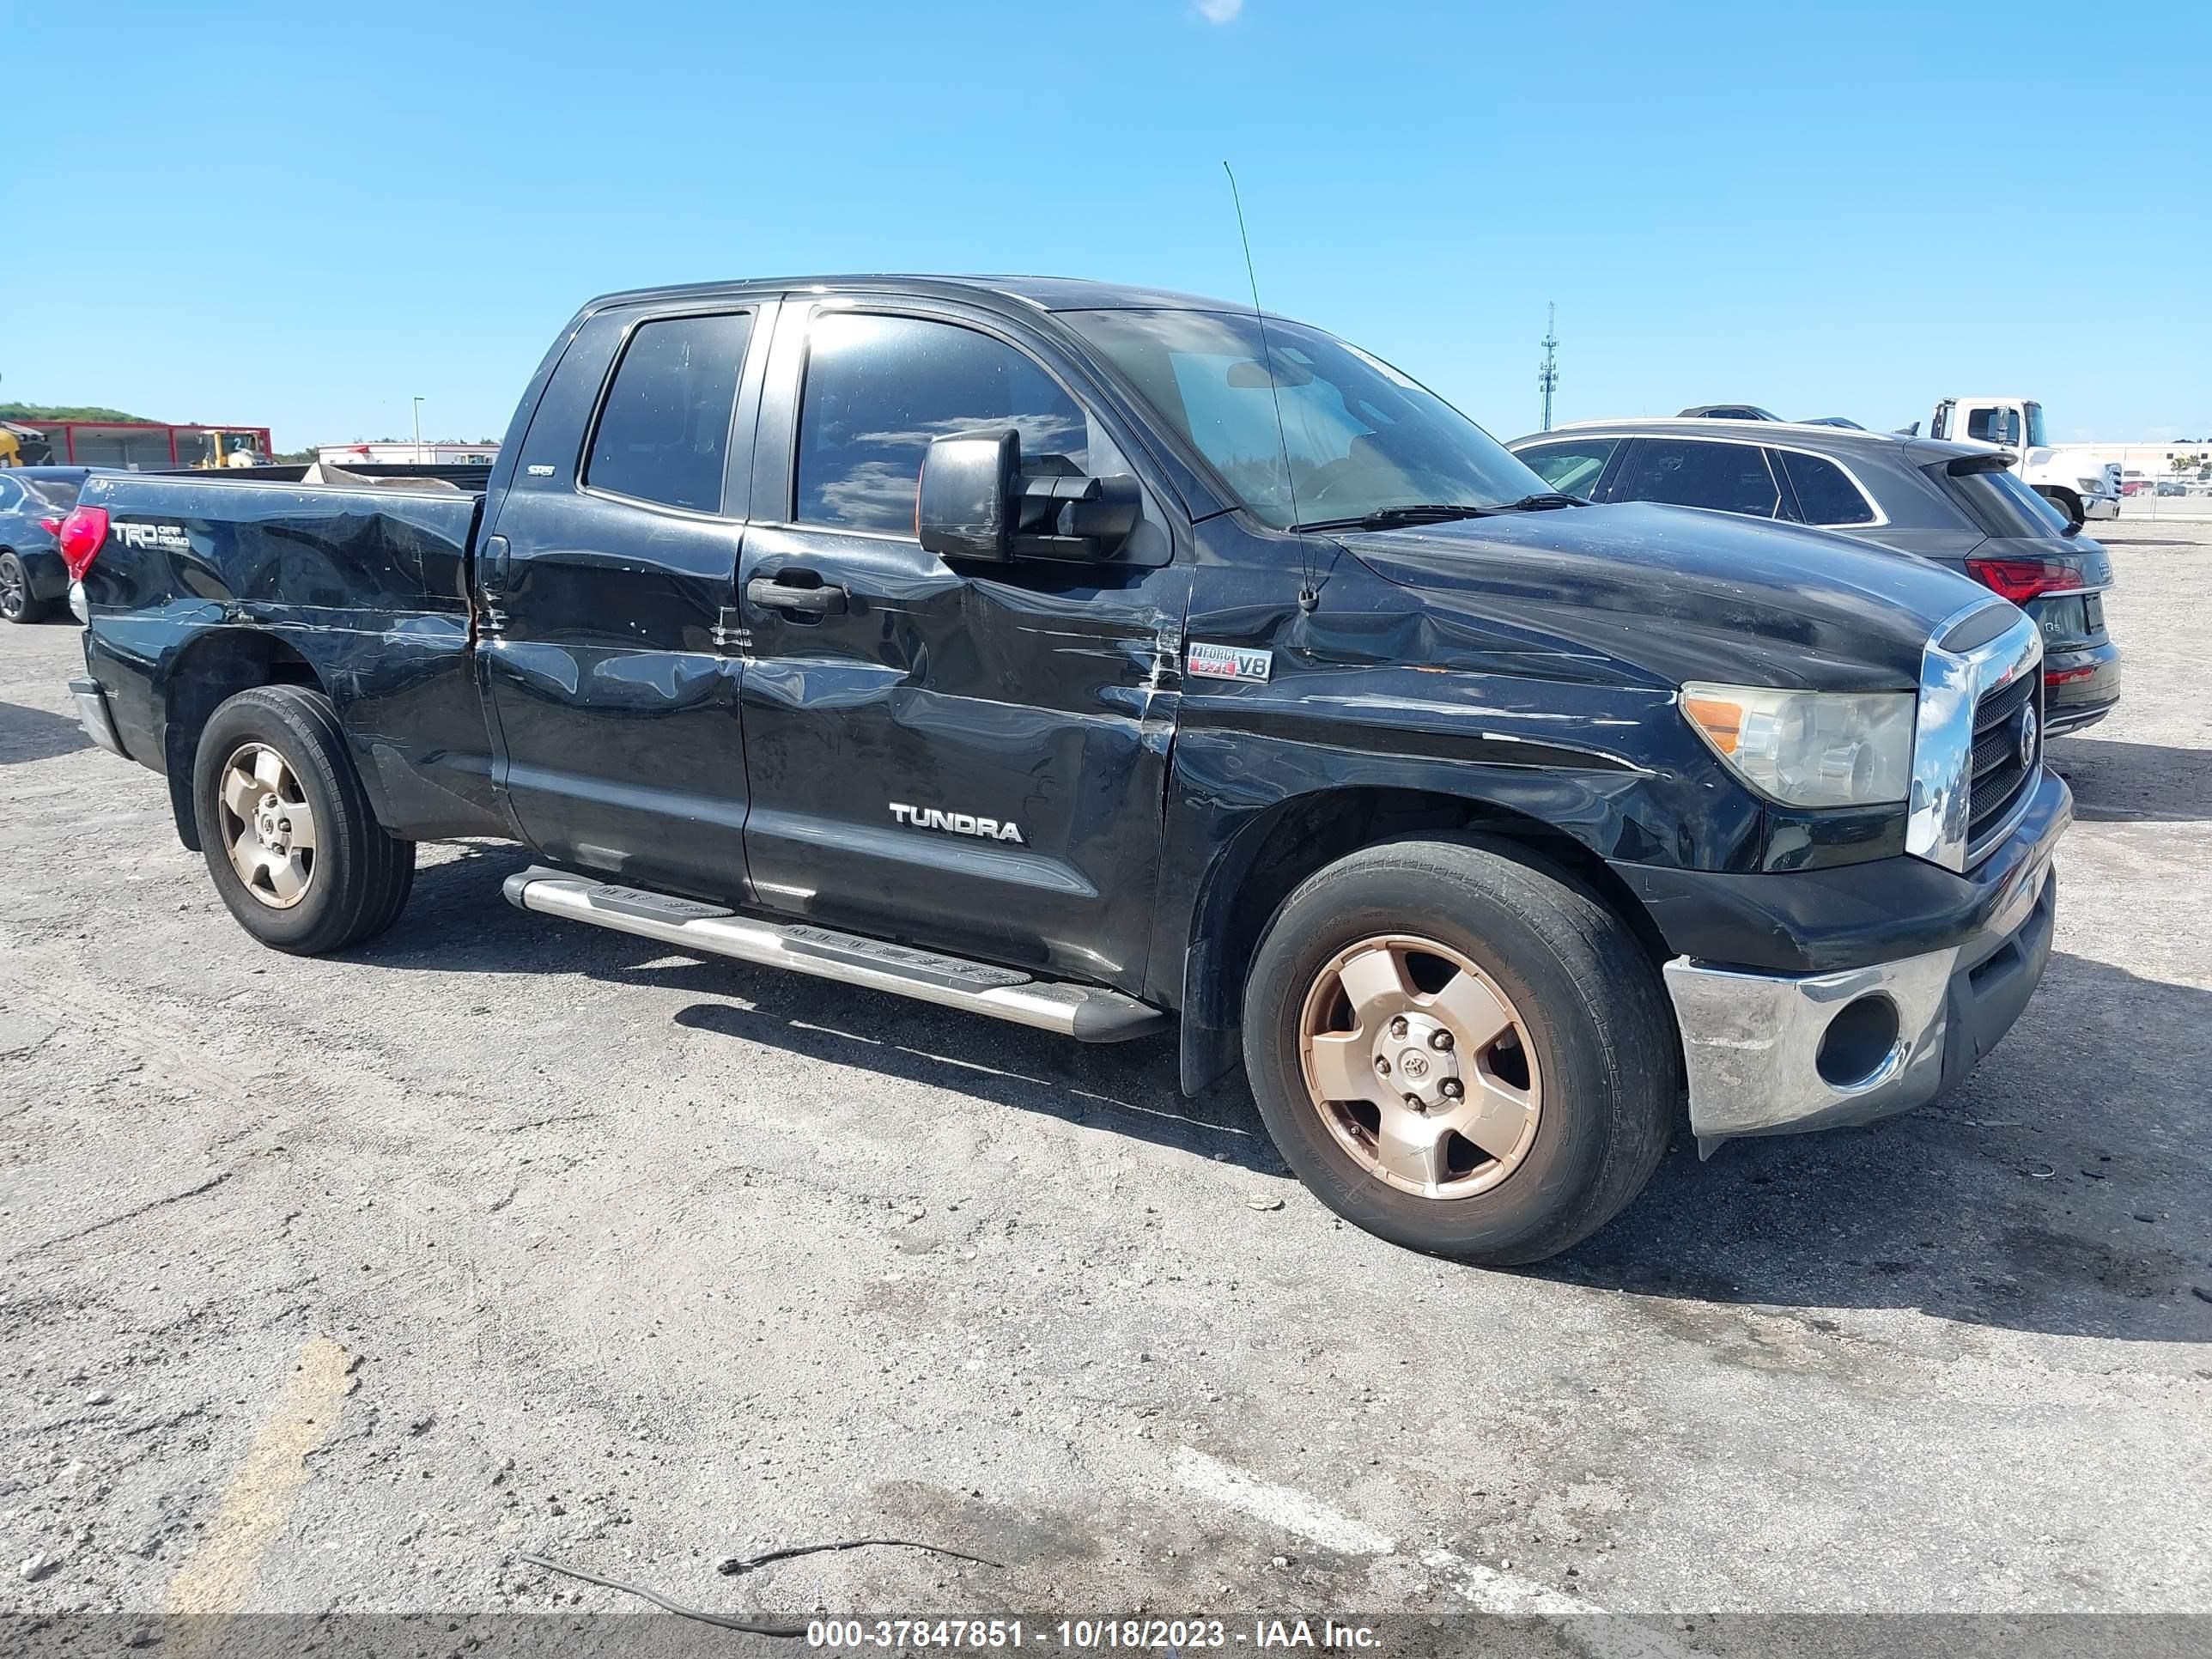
[160,630,324,850]
[1182,787,1672,1085]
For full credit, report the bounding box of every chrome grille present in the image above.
[1966,668,2040,854]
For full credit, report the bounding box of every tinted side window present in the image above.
[1515,438,1619,498]
[1966,405,2021,447]
[585,313,751,513]
[1778,451,1875,526]
[796,313,1092,532]
[1613,440,1780,517]
[0,478,21,510]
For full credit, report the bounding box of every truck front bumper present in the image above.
[1663,860,2054,1144]
[1627,766,2070,1146]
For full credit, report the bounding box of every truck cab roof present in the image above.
[583,273,1252,317]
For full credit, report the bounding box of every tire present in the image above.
[191,685,416,955]
[2036,486,2083,527]
[1241,836,1677,1266]
[0,551,50,623]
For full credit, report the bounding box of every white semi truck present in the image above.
[1928,397,2120,524]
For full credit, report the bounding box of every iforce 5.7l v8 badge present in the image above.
[1187,642,1273,683]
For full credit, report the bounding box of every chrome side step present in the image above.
[501,866,1171,1043]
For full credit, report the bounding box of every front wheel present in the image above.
[1242,837,1678,1265]
[2035,486,2083,527]
[191,685,416,955]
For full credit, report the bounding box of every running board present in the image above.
[501,866,1171,1043]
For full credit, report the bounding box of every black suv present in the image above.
[1509,420,2119,733]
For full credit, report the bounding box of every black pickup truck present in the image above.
[61,275,2069,1265]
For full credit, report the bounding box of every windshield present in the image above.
[2024,402,2048,448]
[1062,308,1549,529]
[1946,463,2067,538]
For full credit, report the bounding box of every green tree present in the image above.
[0,401,156,423]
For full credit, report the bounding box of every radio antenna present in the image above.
[1223,161,1316,611]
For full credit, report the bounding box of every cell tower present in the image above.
[1538,302,1559,432]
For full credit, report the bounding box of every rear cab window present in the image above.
[584,312,753,513]
[1515,437,1620,499]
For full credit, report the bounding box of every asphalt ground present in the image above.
[1,521,2205,1640]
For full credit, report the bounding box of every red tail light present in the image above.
[56,506,110,582]
[1966,556,2075,605]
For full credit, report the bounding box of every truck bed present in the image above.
[78,470,484,613]
[75,468,502,842]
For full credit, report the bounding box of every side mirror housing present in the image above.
[918,429,1139,562]
[917,430,1019,562]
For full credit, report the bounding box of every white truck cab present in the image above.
[1929,398,2121,523]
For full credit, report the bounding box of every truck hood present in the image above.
[1338,501,2003,693]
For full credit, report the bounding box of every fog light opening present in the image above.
[1816,994,1901,1089]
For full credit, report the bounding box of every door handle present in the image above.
[480,533,513,597]
[745,574,848,617]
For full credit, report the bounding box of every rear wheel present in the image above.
[191,685,415,954]
[1242,837,1678,1265]
[0,552,49,623]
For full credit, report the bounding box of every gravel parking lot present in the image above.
[2,523,2206,1631]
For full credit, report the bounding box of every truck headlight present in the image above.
[1680,684,1915,808]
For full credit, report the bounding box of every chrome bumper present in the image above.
[67,675,125,757]
[1664,855,2057,1148]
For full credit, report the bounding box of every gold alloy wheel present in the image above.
[1297,933,1542,1200]
[216,741,319,909]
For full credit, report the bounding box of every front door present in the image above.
[477,302,774,898]
[734,298,1189,991]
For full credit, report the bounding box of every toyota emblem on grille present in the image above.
[2017,702,2039,772]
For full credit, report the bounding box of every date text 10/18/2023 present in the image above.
[806,1618,1382,1650]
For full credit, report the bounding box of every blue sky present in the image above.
[8,1,2206,449]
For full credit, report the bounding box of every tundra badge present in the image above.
[1187,641,1273,683]
[890,804,1026,844]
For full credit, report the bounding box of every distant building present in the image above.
[315,441,500,467]
[9,420,271,468]
[2045,441,2208,479]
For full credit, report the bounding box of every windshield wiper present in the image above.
[1291,503,1495,532]
[1291,495,1586,533]
[1489,493,1584,512]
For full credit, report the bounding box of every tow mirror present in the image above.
[918,431,1139,563]
[917,430,1018,562]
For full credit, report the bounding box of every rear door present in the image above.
[477,301,776,897]
[732,295,1190,991]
